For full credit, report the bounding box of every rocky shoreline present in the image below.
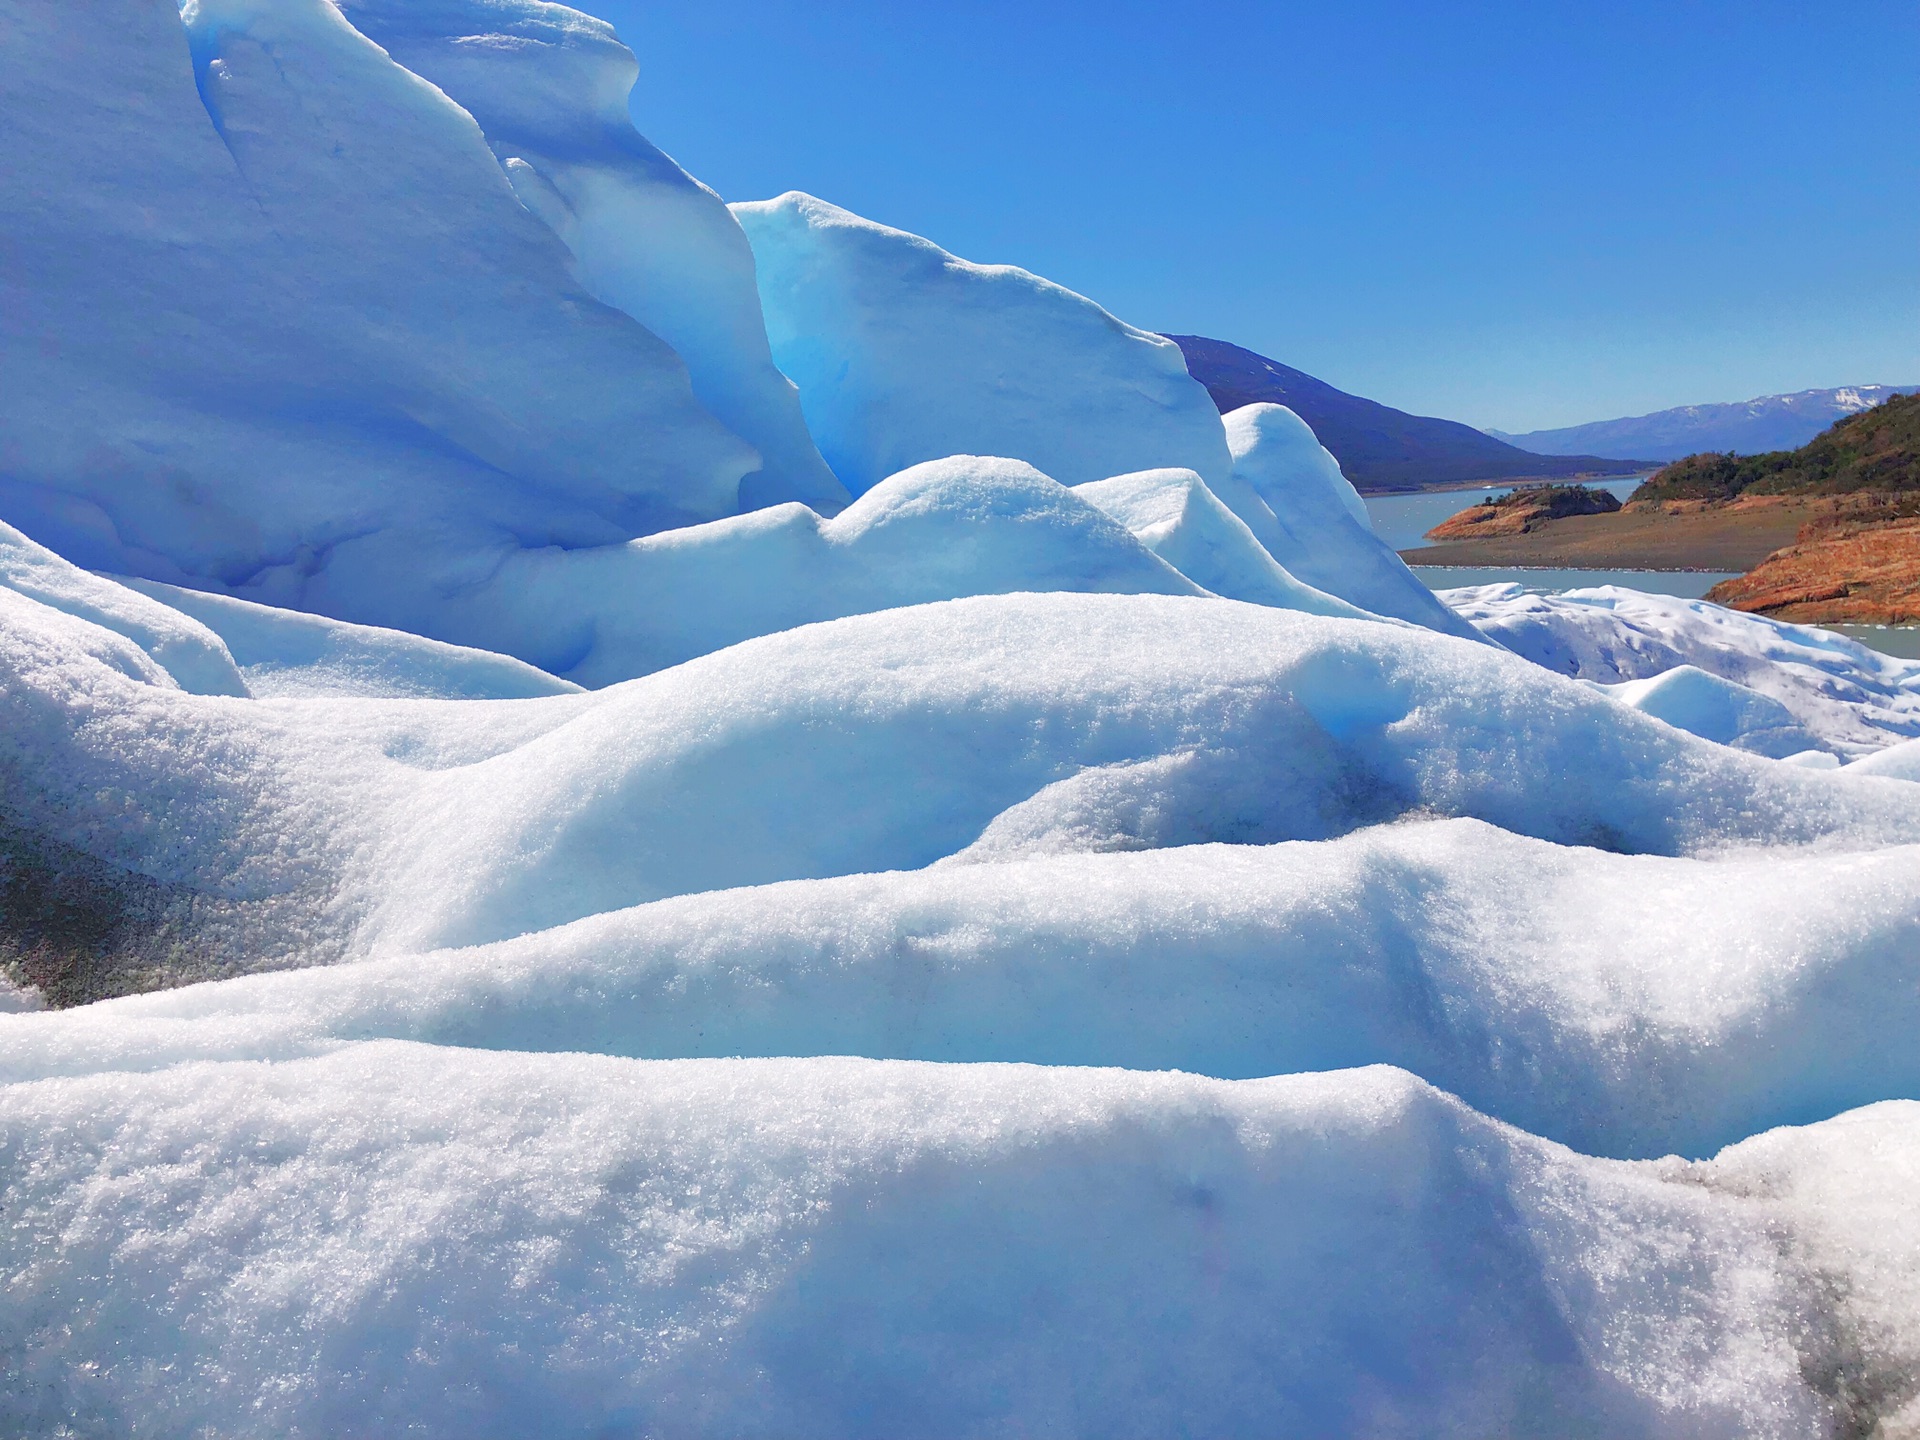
[1705,507,1920,623]
[1405,491,1920,625]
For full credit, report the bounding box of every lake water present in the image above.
[1364,477,1649,553]
[1362,478,1920,658]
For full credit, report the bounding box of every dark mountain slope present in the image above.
[1166,334,1646,492]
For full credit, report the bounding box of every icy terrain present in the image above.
[1447,583,1920,757]
[4,0,1920,1434]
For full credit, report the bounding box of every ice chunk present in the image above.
[336,0,846,513]
[1607,665,1824,758]
[1218,405,1485,639]
[0,0,752,631]
[0,520,245,696]
[123,578,578,699]
[1698,1101,1920,1435]
[732,191,1235,495]
[1444,583,1920,756]
[0,1049,1840,1436]
[1073,468,1371,617]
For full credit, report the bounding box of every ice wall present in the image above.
[733,191,1237,495]
[336,0,848,513]
[0,0,751,619]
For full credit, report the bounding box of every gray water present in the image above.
[1364,476,1649,554]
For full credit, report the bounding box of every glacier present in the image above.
[5,0,1920,1432]
[734,191,1236,495]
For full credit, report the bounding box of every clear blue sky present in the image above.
[596,0,1918,432]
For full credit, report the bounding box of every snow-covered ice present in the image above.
[1221,405,1486,639]
[123,578,580,700]
[12,587,1920,988]
[0,1050,1895,1438]
[10,816,1919,1161]
[1446,583,1920,755]
[6,0,1920,1429]
[0,520,245,697]
[335,0,847,514]
[1605,664,1827,758]
[734,191,1235,495]
[1073,467,1371,617]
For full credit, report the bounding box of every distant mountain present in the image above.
[1165,335,1646,492]
[1636,390,1920,502]
[1492,385,1920,463]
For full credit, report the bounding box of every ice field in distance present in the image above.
[3,0,1920,1434]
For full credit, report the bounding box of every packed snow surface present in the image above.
[12,816,1920,1161]
[3,1041,1917,1436]
[14,585,1920,981]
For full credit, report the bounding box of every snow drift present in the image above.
[3,1050,1906,1438]
[12,583,1920,998]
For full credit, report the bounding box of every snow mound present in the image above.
[0,0,751,634]
[0,520,245,696]
[0,1048,1874,1437]
[13,815,1920,1160]
[732,191,1234,495]
[1446,583,1920,755]
[1852,738,1920,781]
[454,456,1210,684]
[1700,1101,1920,1435]
[8,587,1920,997]
[123,578,579,700]
[1607,665,1825,758]
[1073,468,1370,617]
[335,0,846,513]
[1220,405,1484,639]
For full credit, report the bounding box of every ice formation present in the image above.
[1072,467,1370,616]
[1447,582,1920,756]
[0,0,753,606]
[5,0,1920,1432]
[733,191,1236,495]
[333,0,847,514]
[124,578,580,700]
[1220,405,1486,639]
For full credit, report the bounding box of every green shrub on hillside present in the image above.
[1636,391,1920,502]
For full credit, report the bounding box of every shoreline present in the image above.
[1395,497,1816,572]
[1406,561,1728,574]
[1358,471,1650,498]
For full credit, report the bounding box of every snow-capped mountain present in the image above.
[1493,384,1920,460]
[4,0,1920,1434]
